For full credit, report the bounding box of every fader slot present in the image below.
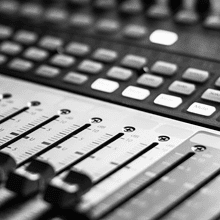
[33,127,115,174]
[98,142,220,220]
[0,101,55,147]
[4,123,92,196]
[81,152,195,219]
[0,114,59,149]
[162,176,220,220]
[72,140,158,183]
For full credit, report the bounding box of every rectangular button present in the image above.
[92,48,118,63]
[78,60,103,74]
[187,102,216,116]
[23,47,49,61]
[0,25,13,39]
[0,54,7,64]
[122,86,150,100]
[50,54,75,67]
[154,94,182,108]
[121,54,147,70]
[14,30,38,44]
[0,41,23,55]
[91,78,119,93]
[65,42,90,57]
[182,68,209,83]
[39,36,63,50]
[63,72,88,85]
[35,65,60,78]
[168,80,196,95]
[137,73,164,88]
[202,89,220,103]
[8,58,33,72]
[107,66,133,81]
[151,61,178,76]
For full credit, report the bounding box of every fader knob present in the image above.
[0,152,16,182]
[6,159,55,197]
[44,170,92,207]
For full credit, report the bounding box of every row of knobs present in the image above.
[16,0,211,14]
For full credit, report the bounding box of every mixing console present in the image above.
[1,0,220,219]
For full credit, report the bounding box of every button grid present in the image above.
[0,22,218,124]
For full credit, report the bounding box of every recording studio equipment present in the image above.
[1,0,220,219]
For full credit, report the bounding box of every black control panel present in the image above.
[1,1,220,220]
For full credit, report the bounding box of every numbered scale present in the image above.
[0,75,220,220]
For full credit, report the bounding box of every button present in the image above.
[202,89,220,103]
[0,25,13,39]
[63,72,88,85]
[175,10,199,25]
[120,0,143,15]
[204,15,220,29]
[92,48,118,63]
[14,30,38,44]
[121,54,147,70]
[94,0,116,10]
[8,58,33,72]
[215,77,220,87]
[6,159,55,196]
[122,86,150,100]
[150,30,178,46]
[0,41,23,55]
[91,78,119,93]
[39,36,63,51]
[35,65,60,78]
[23,47,49,61]
[123,24,147,39]
[187,102,216,116]
[20,3,43,19]
[0,0,19,14]
[45,8,68,23]
[70,14,93,29]
[107,66,133,81]
[96,19,120,34]
[137,73,164,88]
[44,170,92,207]
[147,3,170,19]
[0,152,16,182]
[78,60,103,74]
[151,61,178,76]
[50,54,75,68]
[0,54,7,65]
[182,68,209,83]
[154,94,182,108]
[168,80,196,95]
[65,42,90,57]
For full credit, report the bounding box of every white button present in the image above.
[154,94,182,108]
[150,30,178,46]
[202,89,220,103]
[122,86,150,100]
[187,102,216,116]
[91,78,119,93]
